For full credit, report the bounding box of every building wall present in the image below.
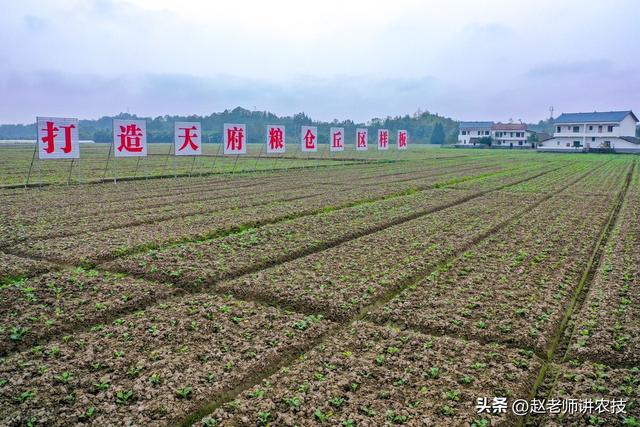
[491,130,533,148]
[538,137,640,152]
[458,129,491,144]
[619,114,637,136]
[553,115,636,139]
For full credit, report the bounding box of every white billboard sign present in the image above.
[36,117,80,159]
[114,119,147,157]
[301,126,318,152]
[224,123,247,155]
[174,121,202,156]
[266,125,286,154]
[329,127,345,152]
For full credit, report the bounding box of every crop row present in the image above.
[11,162,533,265]
[537,361,639,426]
[1,186,328,245]
[1,184,478,354]
[0,268,176,355]
[0,292,334,426]
[1,186,471,355]
[0,156,468,213]
[568,163,640,366]
[370,162,629,356]
[562,157,631,196]
[199,321,542,426]
[1,165,556,353]
[107,160,559,289]
[1,173,314,225]
[0,165,563,355]
[0,252,54,284]
[0,151,529,223]
[1,162,513,247]
[451,159,573,193]
[211,190,546,320]
[105,186,481,283]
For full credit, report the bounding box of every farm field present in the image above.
[0,146,637,426]
[0,143,467,187]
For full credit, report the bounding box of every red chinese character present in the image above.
[304,129,316,149]
[399,131,407,148]
[379,131,388,147]
[227,126,244,151]
[60,125,75,153]
[268,127,284,150]
[357,131,367,148]
[117,124,144,152]
[332,130,343,148]
[41,121,75,154]
[178,126,199,151]
[41,121,59,154]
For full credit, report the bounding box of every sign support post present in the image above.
[231,154,240,174]
[189,156,196,177]
[113,148,118,184]
[102,143,112,182]
[253,142,264,173]
[163,143,172,177]
[210,142,222,175]
[67,158,74,185]
[25,141,38,188]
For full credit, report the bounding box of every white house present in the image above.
[537,111,640,153]
[491,123,536,149]
[457,122,493,146]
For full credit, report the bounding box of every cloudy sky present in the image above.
[1,0,639,124]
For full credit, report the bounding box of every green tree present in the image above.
[430,122,445,145]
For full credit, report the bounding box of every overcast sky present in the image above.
[2,0,639,124]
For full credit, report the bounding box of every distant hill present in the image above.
[0,107,459,144]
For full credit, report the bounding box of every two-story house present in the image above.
[456,122,493,146]
[491,123,536,148]
[537,111,639,152]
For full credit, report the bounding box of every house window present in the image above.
[573,126,580,133]
[598,126,603,133]
[485,131,489,135]
[556,126,561,133]
[573,141,581,147]
[557,141,560,146]
[518,141,523,145]
[591,137,595,142]
[607,125,614,132]
[588,125,593,131]
[566,142,571,147]
[603,141,611,148]
[462,131,467,135]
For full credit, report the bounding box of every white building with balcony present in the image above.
[491,123,536,149]
[537,111,640,153]
[457,121,493,146]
